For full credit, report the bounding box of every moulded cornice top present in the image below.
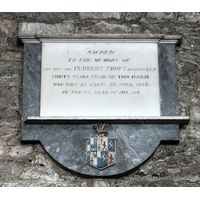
[18,34,182,44]
[22,116,190,125]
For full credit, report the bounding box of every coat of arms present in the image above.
[85,123,117,170]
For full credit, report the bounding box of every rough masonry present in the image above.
[0,12,200,186]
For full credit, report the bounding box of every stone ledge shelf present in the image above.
[23,116,190,125]
[18,34,182,44]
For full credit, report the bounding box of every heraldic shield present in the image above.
[86,137,117,170]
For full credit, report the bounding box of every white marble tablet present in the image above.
[40,42,160,117]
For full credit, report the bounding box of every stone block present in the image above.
[0,106,20,122]
[138,163,153,175]
[80,182,87,187]
[0,37,7,47]
[0,51,23,61]
[178,51,200,65]
[18,21,75,36]
[178,87,199,104]
[139,17,161,33]
[93,180,110,187]
[0,159,24,181]
[189,70,200,88]
[79,12,120,20]
[32,154,48,167]
[0,160,14,181]
[0,87,20,107]
[0,12,32,19]
[0,141,5,156]
[20,168,60,181]
[79,21,131,34]
[181,37,195,50]
[15,157,36,169]
[175,26,195,37]
[6,134,20,146]
[191,106,200,124]
[0,122,18,136]
[19,168,40,180]
[131,24,145,34]
[8,145,33,157]
[125,12,141,21]
[0,61,22,77]
[0,75,21,87]
[179,74,191,85]
[182,12,200,23]
[30,12,68,21]
[181,125,200,140]
[182,61,197,71]
[146,12,175,20]
[0,19,17,37]
[159,21,175,33]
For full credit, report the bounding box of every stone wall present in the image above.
[0,12,200,186]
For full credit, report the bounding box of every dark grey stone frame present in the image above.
[20,35,188,177]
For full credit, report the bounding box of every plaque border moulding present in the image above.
[19,34,190,177]
[19,34,188,123]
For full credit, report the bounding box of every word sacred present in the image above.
[87,50,114,54]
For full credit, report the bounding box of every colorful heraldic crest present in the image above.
[86,137,117,170]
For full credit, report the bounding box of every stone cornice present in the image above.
[18,34,182,44]
[23,116,190,125]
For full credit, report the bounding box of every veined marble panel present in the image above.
[40,42,160,117]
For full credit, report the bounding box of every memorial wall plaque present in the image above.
[40,42,160,117]
[19,34,190,176]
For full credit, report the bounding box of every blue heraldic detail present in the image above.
[85,137,117,170]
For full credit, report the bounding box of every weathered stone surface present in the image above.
[179,74,191,85]
[131,24,145,33]
[79,21,131,34]
[0,75,21,87]
[190,106,200,124]
[139,17,161,33]
[181,125,200,140]
[79,12,120,20]
[175,26,197,37]
[30,12,69,21]
[0,122,18,136]
[20,168,60,181]
[0,61,22,78]
[180,12,200,23]
[125,12,141,21]
[6,134,19,146]
[181,37,196,50]
[159,21,175,34]
[0,160,15,181]
[0,12,32,20]
[182,61,198,71]
[0,106,20,123]
[8,145,33,157]
[178,51,200,65]
[93,180,110,187]
[178,87,199,104]
[0,140,6,156]
[0,12,199,187]
[189,70,200,87]
[0,19,17,37]
[0,37,7,47]
[18,21,75,36]
[146,12,175,20]
[0,86,20,107]
[0,13,78,21]
[0,51,23,61]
